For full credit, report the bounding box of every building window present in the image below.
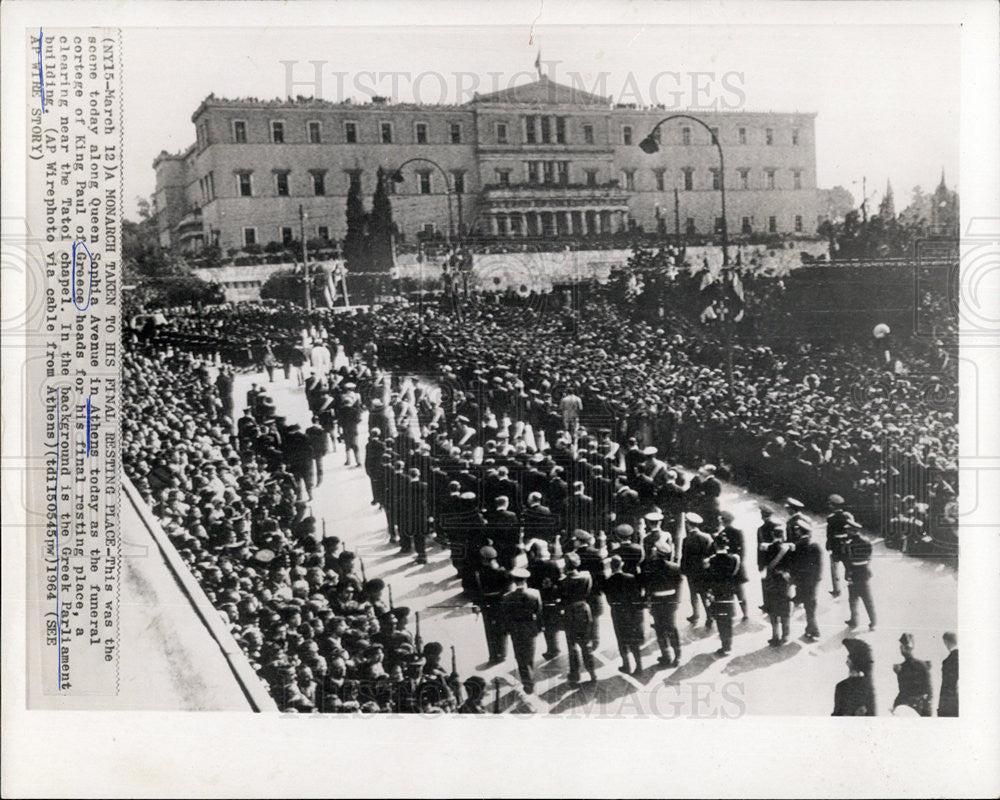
[742,216,752,234]
[766,169,776,190]
[344,121,358,143]
[682,127,691,145]
[451,171,465,194]
[450,123,462,144]
[317,226,330,241]
[415,122,428,144]
[496,168,510,186]
[710,168,721,191]
[583,124,594,144]
[196,122,208,150]
[685,218,696,235]
[585,169,597,187]
[682,168,694,191]
[206,171,215,200]
[557,161,568,185]
[243,227,257,247]
[793,170,802,190]
[527,162,540,184]
[556,116,566,144]
[622,169,636,191]
[622,125,633,145]
[271,121,284,143]
[311,171,326,196]
[654,169,665,191]
[795,214,803,232]
[525,115,537,144]
[709,126,719,145]
[233,120,247,143]
[765,128,774,145]
[543,161,555,184]
[738,127,747,145]
[381,122,393,144]
[308,121,322,143]
[281,226,294,245]
[236,172,253,197]
[418,171,432,194]
[768,216,777,233]
[347,170,362,191]
[496,122,508,144]
[792,128,800,145]
[275,171,290,196]
[540,116,551,144]
[739,169,750,190]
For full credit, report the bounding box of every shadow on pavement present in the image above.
[722,642,802,676]
[660,652,719,685]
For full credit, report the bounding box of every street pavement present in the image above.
[235,370,958,717]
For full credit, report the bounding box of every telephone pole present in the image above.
[299,204,311,311]
[673,187,681,248]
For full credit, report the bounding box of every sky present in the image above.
[122,23,960,218]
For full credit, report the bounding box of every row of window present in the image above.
[200,116,803,148]
[229,168,468,198]
[241,226,333,247]
[218,163,805,199]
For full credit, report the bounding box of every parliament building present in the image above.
[153,75,819,254]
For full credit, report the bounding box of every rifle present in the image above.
[414,611,423,651]
[388,583,394,611]
[493,677,501,714]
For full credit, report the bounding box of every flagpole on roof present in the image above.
[535,50,542,79]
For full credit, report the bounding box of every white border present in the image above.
[2,1,998,798]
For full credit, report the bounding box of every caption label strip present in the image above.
[27,28,122,701]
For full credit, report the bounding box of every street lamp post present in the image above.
[639,114,730,266]
[390,157,455,248]
[640,115,736,399]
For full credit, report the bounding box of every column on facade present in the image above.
[489,214,500,237]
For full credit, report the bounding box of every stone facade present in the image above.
[153,76,818,253]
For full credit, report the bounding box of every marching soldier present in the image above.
[825,494,851,597]
[680,512,713,626]
[560,552,598,686]
[458,675,487,714]
[705,532,741,656]
[642,536,683,668]
[501,567,543,694]
[526,540,563,660]
[756,506,783,612]
[788,518,824,641]
[605,554,646,674]
[843,517,876,631]
[893,633,933,716]
[719,510,750,620]
[472,546,510,664]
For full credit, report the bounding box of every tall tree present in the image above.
[368,167,396,271]
[343,172,369,271]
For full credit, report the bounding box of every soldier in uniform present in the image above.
[705,532,741,656]
[642,536,683,668]
[756,506,783,612]
[458,675,488,714]
[843,518,876,631]
[680,512,713,626]
[833,638,876,716]
[760,525,793,645]
[472,546,510,664]
[719,510,750,620]
[500,567,543,693]
[560,551,598,686]
[526,540,563,660]
[938,631,958,717]
[825,494,851,597]
[893,633,933,716]
[788,518,824,641]
[784,497,807,541]
[605,554,646,674]
[641,509,666,558]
